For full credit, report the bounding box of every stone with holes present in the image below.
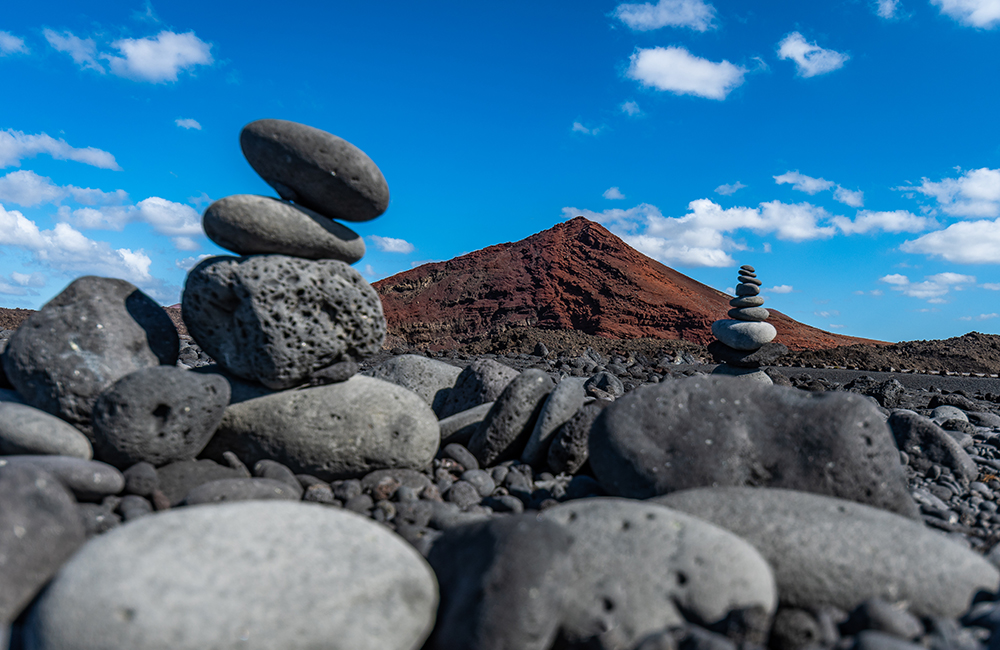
[90,366,230,469]
[182,255,385,390]
[589,375,918,518]
[240,119,390,223]
[539,498,776,649]
[2,277,178,434]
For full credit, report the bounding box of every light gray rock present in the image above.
[520,377,586,467]
[0,402,92,459]
[730,296,765,308]
[931,405,967,424]
[183,478,302,505]
[710,365,773,385]
[205,375,438,481]
[91,366,230,468]
[540,498,776,649]
[711,320,776,351]
[655,487,999,618]
[26,501,438,650]
[738,275,762,286]
[2,277,178,434]
[240,119,390,223]
[203,194,365,262]
[435,359,519,419]
[727,307,770,322]
[0,463,85,623]
[468,369,554,467]
[546,400,612,475]
[439,402,494,446]
[182,255,385,390]
[364,355,462,413]
[0,456,123,502]
[735,284,760,297]
[888,410,978,484]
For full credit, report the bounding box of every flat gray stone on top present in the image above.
[711,320,776,351]
[655,487,1000,618]
[0,402,92,459]
[204,375,438,481]
[2,276,178,434]
[0,456,123,502]
[240,119,390,223]
[520,377,586,467]
[434,358,519,419]
[182,255,385,390]
[363,354,462,413]
[468,369,554,467]
[203,194,366,262]
[26,501,437,650]
[540,498,776,649]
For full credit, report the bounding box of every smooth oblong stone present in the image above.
[0,402,93,459]
[730,296,765,308]
[203,195,365,262]
[740,265,756,273]
[712,320,776,351]
[738,276,762,286]
[728,307,770,322]
[735,283,761,297]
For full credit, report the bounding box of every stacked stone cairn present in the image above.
[5,125,1000,649]
[710,264,787,385]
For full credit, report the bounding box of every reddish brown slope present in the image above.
[375,217,884,351]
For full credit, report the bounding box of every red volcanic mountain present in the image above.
[374,217,885,351]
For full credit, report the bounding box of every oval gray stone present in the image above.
[0,402,92,459]
[240,119,389,223]
[91,366,230,468]
[520,377,586,467]
[738,275,762,286]
[539,498,776,649]
[711,320,776,351]
[182,255,386,390]
[183,478,302,505]
[588,375,918,517]
[203,194,365,262]
[434,359,519,419]
[2,277,178,434]
[0,456,124,502]
[26,501,438,650]
[468,369,554,467]
[727,307,770,322]
[205,375,439,481]
[364,355,462,413]
[710,365,773,385]
[655,487,999,618]
[735,283,760,297]
[887,410,977,483]
[439,402,494,446]
[730,296,765,308]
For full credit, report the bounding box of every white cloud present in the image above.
[621,100,641,116]
[363,264,375,277]
[774,171,835,194]
[879,271,976,301]
[563,199,834,267]
[105,31,213,83]
[175,253,213,271]
[833,187,864,208]
[815,310,840,317]
[715,181,746,196]
[369,235,415,254]
[613,0,717,32]
[964,313,1000,321]
[626,46,746,100]
[777,32,849,78]
[0,271,46,296]
[880,273,910,285]
[983,283,1000,290]
[828,324,846,329]
[0,170,128,207]
[175,118,202,130]
[875,0,902,18]
[901,218,1000,263]
[762,242,772,253]
[769,285,794,293]
[603,187,626,200]
[931,0,1000,28]
[0,31,28,56]
[0,129,121,170]
[831,210,936,234]
[58,196,203,249]
[44,29,104,73]
[901,167,1000,218]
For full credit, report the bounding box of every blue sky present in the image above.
[1,0,998,343]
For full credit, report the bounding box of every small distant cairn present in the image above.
[709,264,787,385]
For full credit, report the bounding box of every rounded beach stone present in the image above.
[205,375,439,481]
[183,478,302,505]
[656,487,999,618]
[730,296,765,308]
[539,498,776,649]
[203,194,365,262]
[546,399,611,475]
[182,254,386,390]
[364,354,462,413]
[0,456,124,502]
[711,320,776,351]
[738,275,762,286]
[435,358,519,419]
[727,307,770,322]
[710,364,773,385]
[2,277,178,433]
[240,119,389,223]
[0,402,92,459]
[468,369,554,467]
[26,501,438,650]
[520,377,586,467]
[91,366,230,468]
[735,283,760,297]
[740,265,756,273]
[156,459,249,506]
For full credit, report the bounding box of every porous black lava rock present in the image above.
[2,277,178,433]
[589,375,918,517]
[90,366,230,468]
[240,119,390,223]
[468,369,554,466]
[182,254,385,390]
[708,340,788,369]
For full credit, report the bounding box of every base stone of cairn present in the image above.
[709,265,785,385]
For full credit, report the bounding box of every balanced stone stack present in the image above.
[709,264,786,384]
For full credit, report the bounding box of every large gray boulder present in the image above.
[204,375,439,481]
[539,498,776,649]
[203,194,365,262]
[0,402,92,459]
[90,366,230,468]
[0,463,85,623]
[182,255,385,390]
[364,355,462,413]
[655,487,1000,618]
[2,277,178,434]
[589,375,918,518]
[240,119,389,223]
[26,502,438,650]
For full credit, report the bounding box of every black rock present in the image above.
[887,411,978,484]
[444,480,481,509]
[707,340,788,369]
[155,459,248,506]
[546,399,611,475]
[584,371,624,399]
[468,369,554,466]
[435,359,519,419]
[122,462,159,496]
[441,443,479,472]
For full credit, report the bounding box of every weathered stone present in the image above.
[364,354,462,413]
[711,320,776,351]
[434,358,519,419]
[468,369,554,466]
[0,456,123,502]
[183,478,302,505]
[520,377,586,467]
[0,402,92,459]
[727,307,769,321]
[888,410,978,484]
[708,341,788,369]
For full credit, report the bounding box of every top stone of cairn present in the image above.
[240,119,390,223]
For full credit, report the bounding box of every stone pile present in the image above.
[710,264,786,384]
